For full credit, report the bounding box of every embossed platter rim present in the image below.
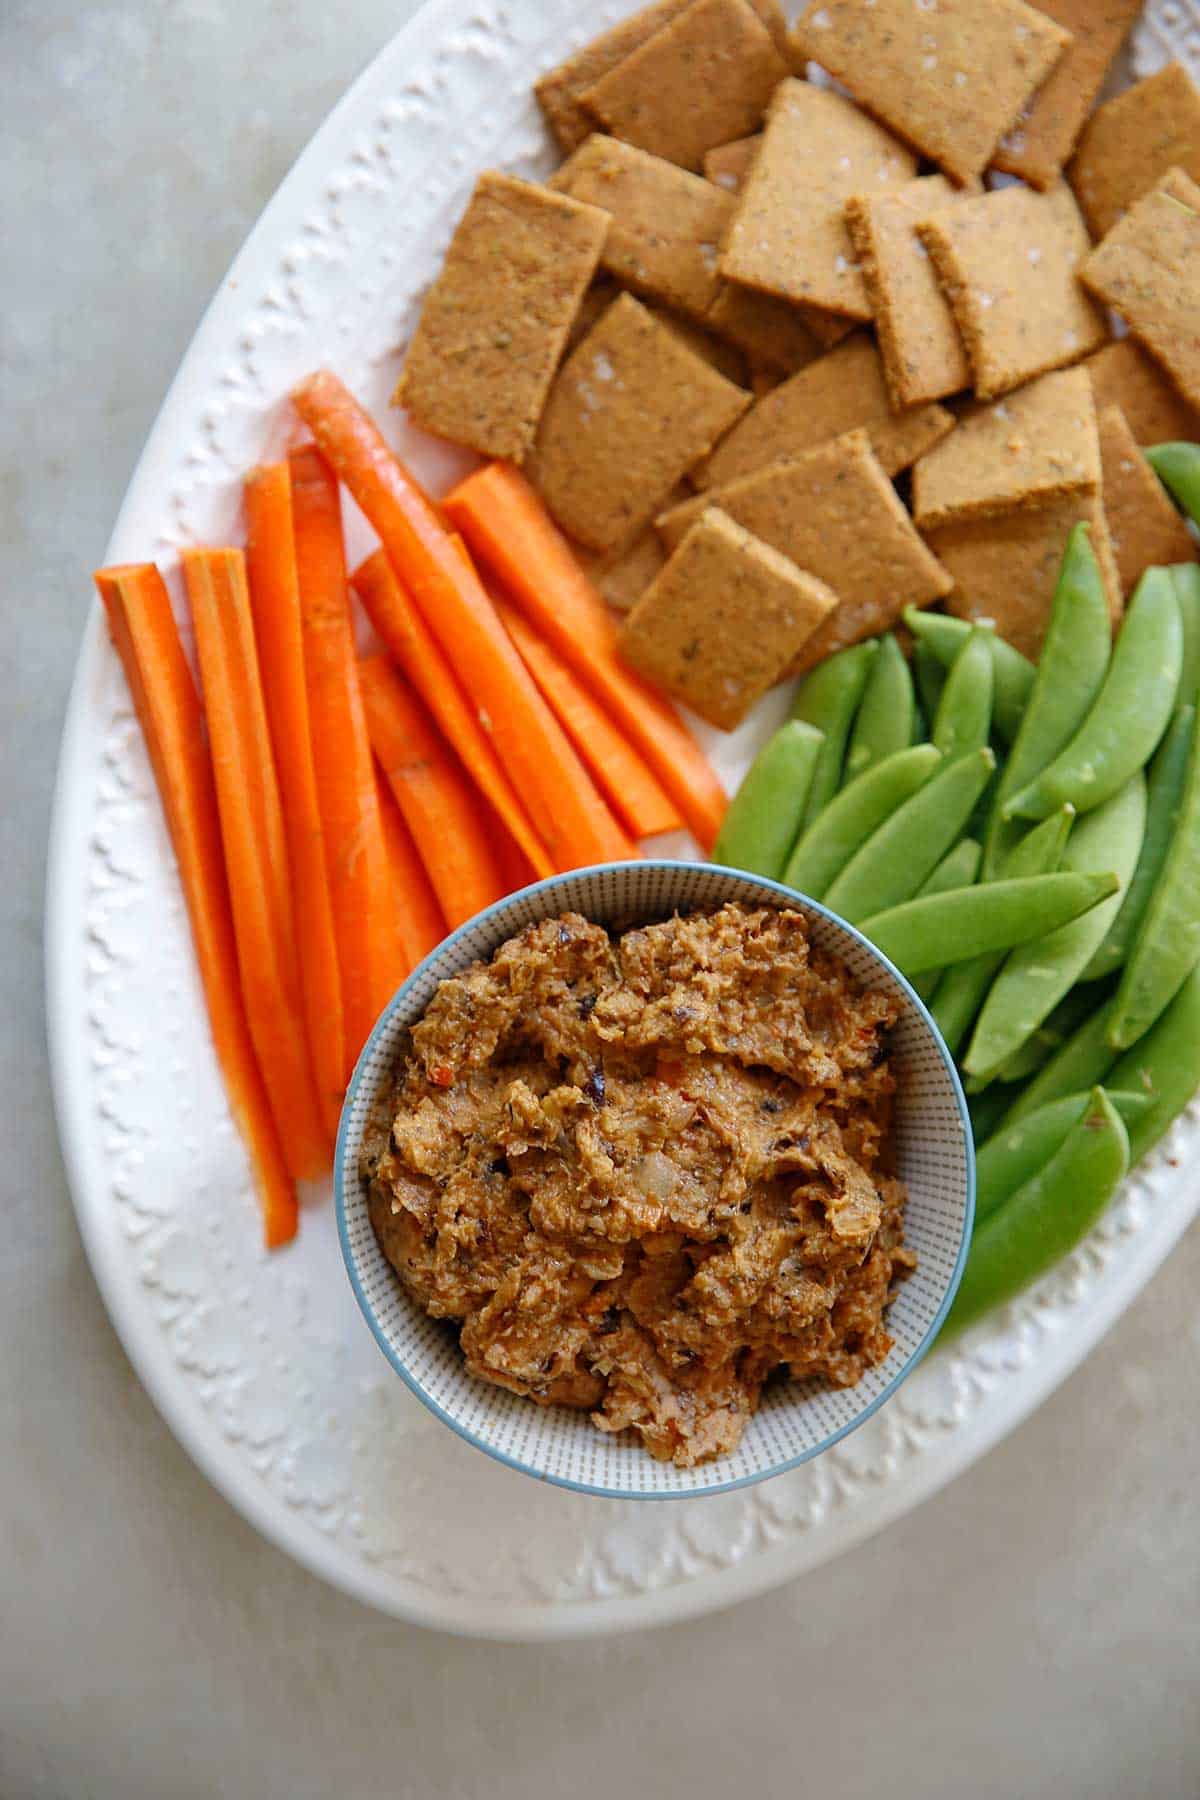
[46,0,1200,1640]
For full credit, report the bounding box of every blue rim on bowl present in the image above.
[335,861,976,1500]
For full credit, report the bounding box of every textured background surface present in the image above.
[3,2,1199,1795]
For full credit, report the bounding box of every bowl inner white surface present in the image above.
[336,862,973,1498]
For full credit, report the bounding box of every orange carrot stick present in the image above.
[244,463,345,1142]
[442,461,728,848]
[290,444,400,1073]
[375,773,447,971]
[360,655,509,927]
[350,550,553,878]
[292,371,636,869]
[94,563,297,1247]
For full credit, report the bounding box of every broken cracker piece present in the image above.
[1083,337,1200,448]
[529,292,750,553]
[1081,168,1200,413]
[394,173,608,461]
[992,0,1141,191]
[1098,403,1196,595]
[1069,62,1200,241]
[918,181,1106,401]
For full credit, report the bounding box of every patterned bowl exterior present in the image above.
[335,861,975,1499]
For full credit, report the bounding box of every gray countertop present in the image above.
[3,3,1198,1795]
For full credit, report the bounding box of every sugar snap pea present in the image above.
[1084,704,1195,982]
[1145,441,1200,526]
[903,606,1035,742]
[860,871,1118,976]
[986,982,1103,1086]
[967,1084,1018,1143]
[966,775,1146,1079]
[790,640,879,827]
[914,639,947,722]
[993,995,1119,1133]
[942,1088,1129,1337]
[975,1087,1152,1224]
[908,837,983,1000]
[782,744,941,899]
[843,634,916,782]
[713,720,824,879]
[825,745,995,924]
[933,625,994,762]
[1109,962,1200,1161]
[1170,565,1200,703]
[1003,569,1182,821]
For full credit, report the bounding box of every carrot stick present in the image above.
[350,550,553,878]
[359,655,509,926]
[290,444,402,1072]
[245,463,345,1142]
[292,371,636,869]
[94,564,298,1248]
[375,773,447,970]
[442,461,728,848]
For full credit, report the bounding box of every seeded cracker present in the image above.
[992,0,1141,191]
[912,368,1100,530]
[394,174,608,460]
[580,0,790,174]
[695,334,952,489]
[529,292,750,553]
[918,181,1106,401]
[845,176,973,408]
[621,508,838,728]
[1083,338,1200,448]
[1081,168,1200,413]
[1068,63,1200,241]
[1097,404,1196,595]
[790,0,1069,186]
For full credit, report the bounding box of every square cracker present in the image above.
[992,0,1141,191]
[657,430,953,670]
[1068,63,1200,240]
[918,181,1106,401]
[394,173,608,460]
[704,134,762,192]
[695,333,953,489]
[926,493,1122,660]
[529,292,750,553]
[720,80,917,320]
[912,367,1100,530]
[1081,168,1200,413]
[620,507,838,729]
[1098,403,1196,595]
[580,0,790,174]
[1083,338,1200,447]
[845,175,973,408]
[703,281,826,373]
[790,0,1069,185]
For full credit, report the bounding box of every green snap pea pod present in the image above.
[910,698,928,746]
[975,1087,1152,1224]
[1108,962,1200,1161]
[903,606,1035,742]
[986,981,1103,1086]
[909,837,983,1000]
[942,1089,1129,1338]
[933,625,994,761]
[790,640,879,827]
[782,744,941,899]
[1170,565,1200,703]
[713,721,824,879]
[1084,704,1195,982]
[861,871,1118,976]
[983,522,1113,877]
[992,995,1119,1133]
[1107,699,1200,1048]
[967,1084,1018,1144]
[1003,569,1182,821]
[825,746,995,924]
[844,634,915,782]
[931,806,1075,1055]
[913,639,947,722]
[965,774,1146,1079]
[1145,442,1200,526]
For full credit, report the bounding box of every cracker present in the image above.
[580,0,790,173]
[704,134,762,192]
[620,507,838,728]
[529,292,751,552]
[658,431,952,669]
[563,277,622,361]
[1098,403,1196,595]
[912,367,1100,530]
[1081,168,1200,413]
[918,181,1106,401]
[647,307,749,386]
[695,333,953,489]
[1083,337,1200,448]
[844,176,973,409]
[992,0,1141,191]
[703,280,825,373]
[790,0,1069,185]
[395,173,608,460]
[1068,62,1200,240]
[926,493,1122,659]
[581,524,672,613]
[720,80,917,320]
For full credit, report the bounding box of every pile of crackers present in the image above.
[396,0,1200,732]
